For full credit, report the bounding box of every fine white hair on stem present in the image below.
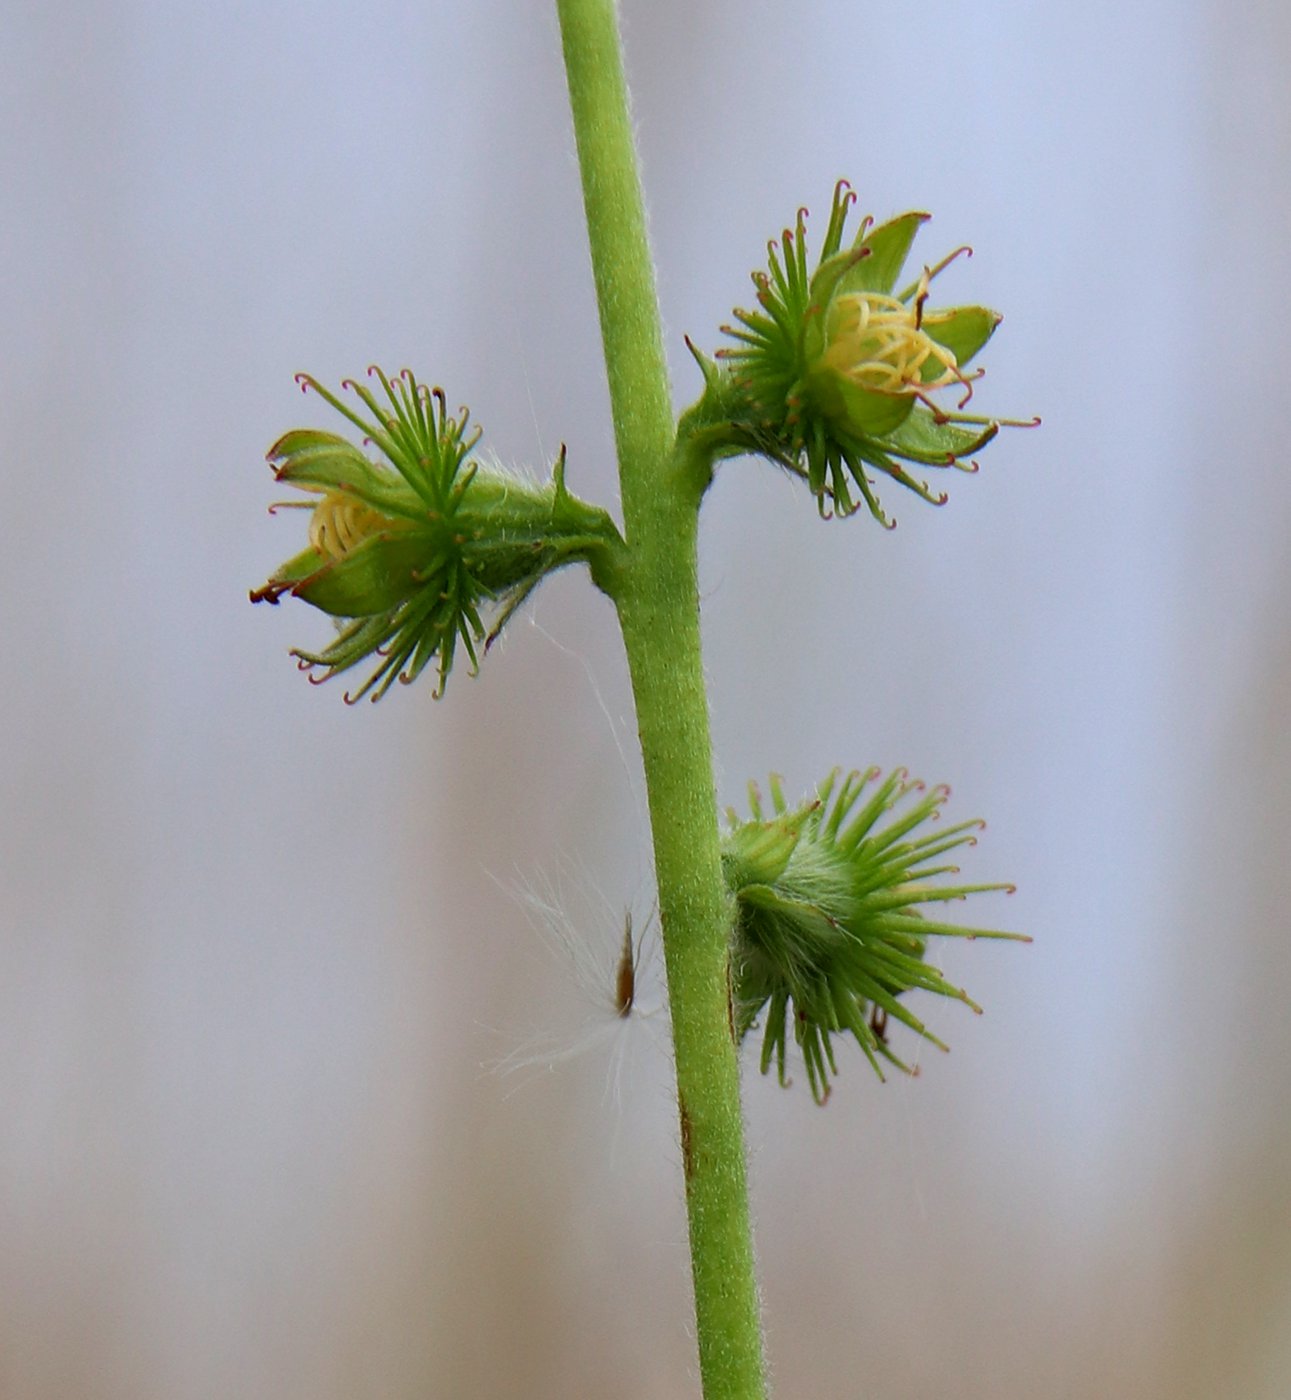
[484,858,667,1114]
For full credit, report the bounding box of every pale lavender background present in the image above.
[2,0,1289,1396]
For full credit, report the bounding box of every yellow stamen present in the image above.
[823,291,968,399]
[308,491,392,561]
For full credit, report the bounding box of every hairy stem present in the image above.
[555,1,767,1395]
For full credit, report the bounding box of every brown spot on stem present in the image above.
[679,1096,695,1186]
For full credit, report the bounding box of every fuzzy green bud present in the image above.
[251,368,622,702]
[722,768,1026,1103]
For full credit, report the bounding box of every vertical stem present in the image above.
[555,1,767,1396]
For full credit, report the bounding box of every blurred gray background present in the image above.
[3,0,1290,1396]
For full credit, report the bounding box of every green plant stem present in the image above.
[555,1,767,1395]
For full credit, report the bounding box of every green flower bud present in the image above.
[722,769,1026,1103]
[251,368,623,702]
[707,182,1037,526]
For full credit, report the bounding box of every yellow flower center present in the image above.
[822,290,962,397]
[308,491,392,561]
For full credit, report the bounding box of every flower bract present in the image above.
[251,368,621,702]
[705,182,1036,526]
[722,768,1025,1102]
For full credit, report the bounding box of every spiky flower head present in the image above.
[706,182,1036,526]
[722,768,1026,1103]
[251,368,621,702]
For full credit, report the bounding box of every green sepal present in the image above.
[920,305,1002,375]
[249,544,326,604]
[269,430,424,519]
[828,373,918,438]
[291,530,430,617]
[805,248,867,329]
[721,801,814,889]
[879,408,999,464]
[806,212,929,315]
[268,429,374,484]
[848,211,930,296]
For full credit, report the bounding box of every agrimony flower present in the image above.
[722,768,1025,1103]
[704,181,1036,525]
[251,368,621,702]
